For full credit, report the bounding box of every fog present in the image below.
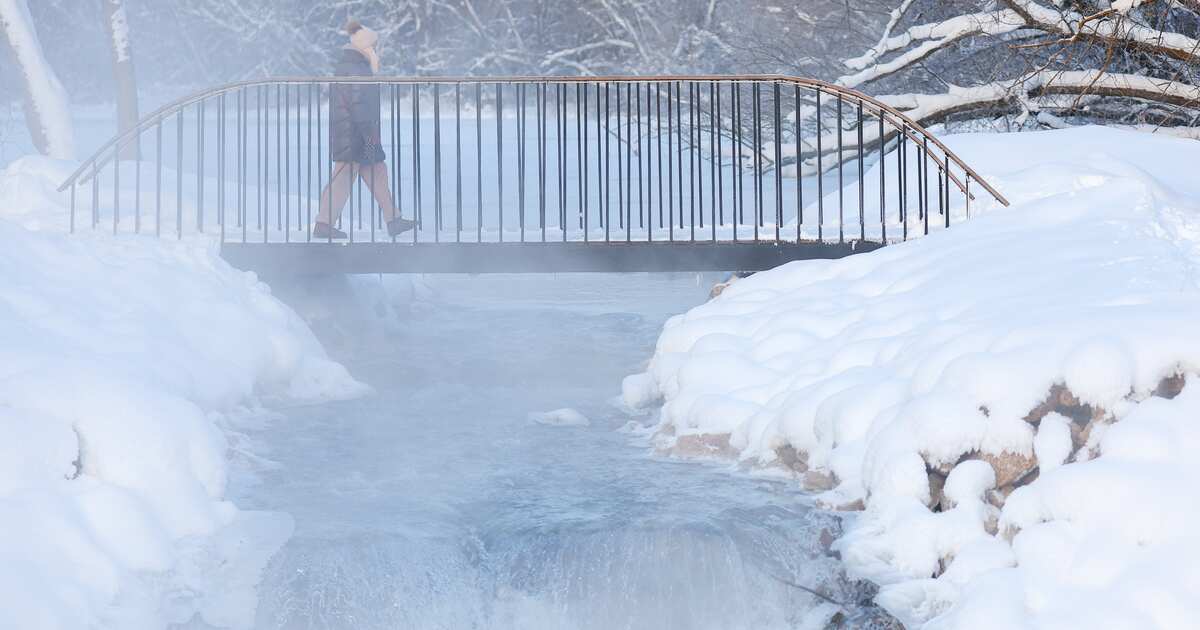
[2,1,888,102]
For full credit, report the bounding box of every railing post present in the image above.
[900,123,907,242]
[605,81,612,241]
[557,82,567,241]
[709,81,717,242]
[628,82,638,242]
[456,82,463,243]
[716,82,725,232]
[112,144,119,235]
[176,109,183,240]
[878,113,885,243]
[691,82,700,240]
[923,136,930,236]
[241,88,248,242]
[274,86,281,234]
[581,83,589,240]
[857,99,865,242]
[305,84,312,242]
[773,81,782,242]
[578,83,586,235]
[675,81,684,234]
[666,82,674,241]
[655,82,663,234]
[836,91,844,244]
[434,83,443,241]
[732,81,742,240]
[134,130,141,234]
[218,92,226,244]
[815,87,823,242]
[477,83,484,243]
[595,78,604,235]
[414,83,424,239]
[615,82,624,236]
[390,84,399,242]
[283,85,291,241]
[752,81,761,241]
[794,84,802,241]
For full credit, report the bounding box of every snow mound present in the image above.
[0,157,367,629]
[628,127,1200,629]
[529,408,591,427]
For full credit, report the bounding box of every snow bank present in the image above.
[0,157,366,628]
[628,127,1200,629]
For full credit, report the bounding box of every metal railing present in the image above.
[59,75,1008,249]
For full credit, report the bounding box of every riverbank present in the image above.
[0,160,366,628]
[626,127,1200,629]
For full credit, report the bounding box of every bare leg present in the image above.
[359,162,398,222]
[316,162,357,225]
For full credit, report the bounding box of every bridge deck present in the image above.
[219,240,882,275]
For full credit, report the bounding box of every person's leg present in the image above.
[359,162,398,222]
[316,162,356,226]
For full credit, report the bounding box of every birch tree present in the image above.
[101,0,138,159]
[0,0,74,159]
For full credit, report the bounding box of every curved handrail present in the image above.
[58,74,1009,208]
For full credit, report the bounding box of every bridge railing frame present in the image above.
[58,75,1009,260]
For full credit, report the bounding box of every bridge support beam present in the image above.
[219,241,883,276]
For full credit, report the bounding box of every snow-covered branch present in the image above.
[839,10,1026,89]
[1004,0,1200,61]
[840,0,1200,131]
[880,71,1200,125]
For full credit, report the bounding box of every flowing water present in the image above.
[230,273,857,630]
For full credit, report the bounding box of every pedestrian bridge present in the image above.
[59,76,1007,275]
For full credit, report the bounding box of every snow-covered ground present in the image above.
[0,155,366,628]
[626,126,1200,629]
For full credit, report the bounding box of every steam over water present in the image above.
[229,274,852,630]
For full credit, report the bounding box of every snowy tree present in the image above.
[136,0,881,79]
[0,0,74,159]
[837,0,1200,134]
[102,0,138,159]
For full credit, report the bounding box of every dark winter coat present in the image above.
[329,47,384,164]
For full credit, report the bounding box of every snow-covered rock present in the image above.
[529,407,591,427]
[628,127,1200,629]
[0,157,366,628]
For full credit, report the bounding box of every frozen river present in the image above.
[228,273,857,630]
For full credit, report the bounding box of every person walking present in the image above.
[315,20,415,239]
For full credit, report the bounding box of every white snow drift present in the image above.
[627,127,1200,629]
[0,156,366,628]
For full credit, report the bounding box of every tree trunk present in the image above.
[0,0,75,159]
[102,0,138,160]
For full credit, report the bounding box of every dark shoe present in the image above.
[313,222,348,239]
[387,217,417,237]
